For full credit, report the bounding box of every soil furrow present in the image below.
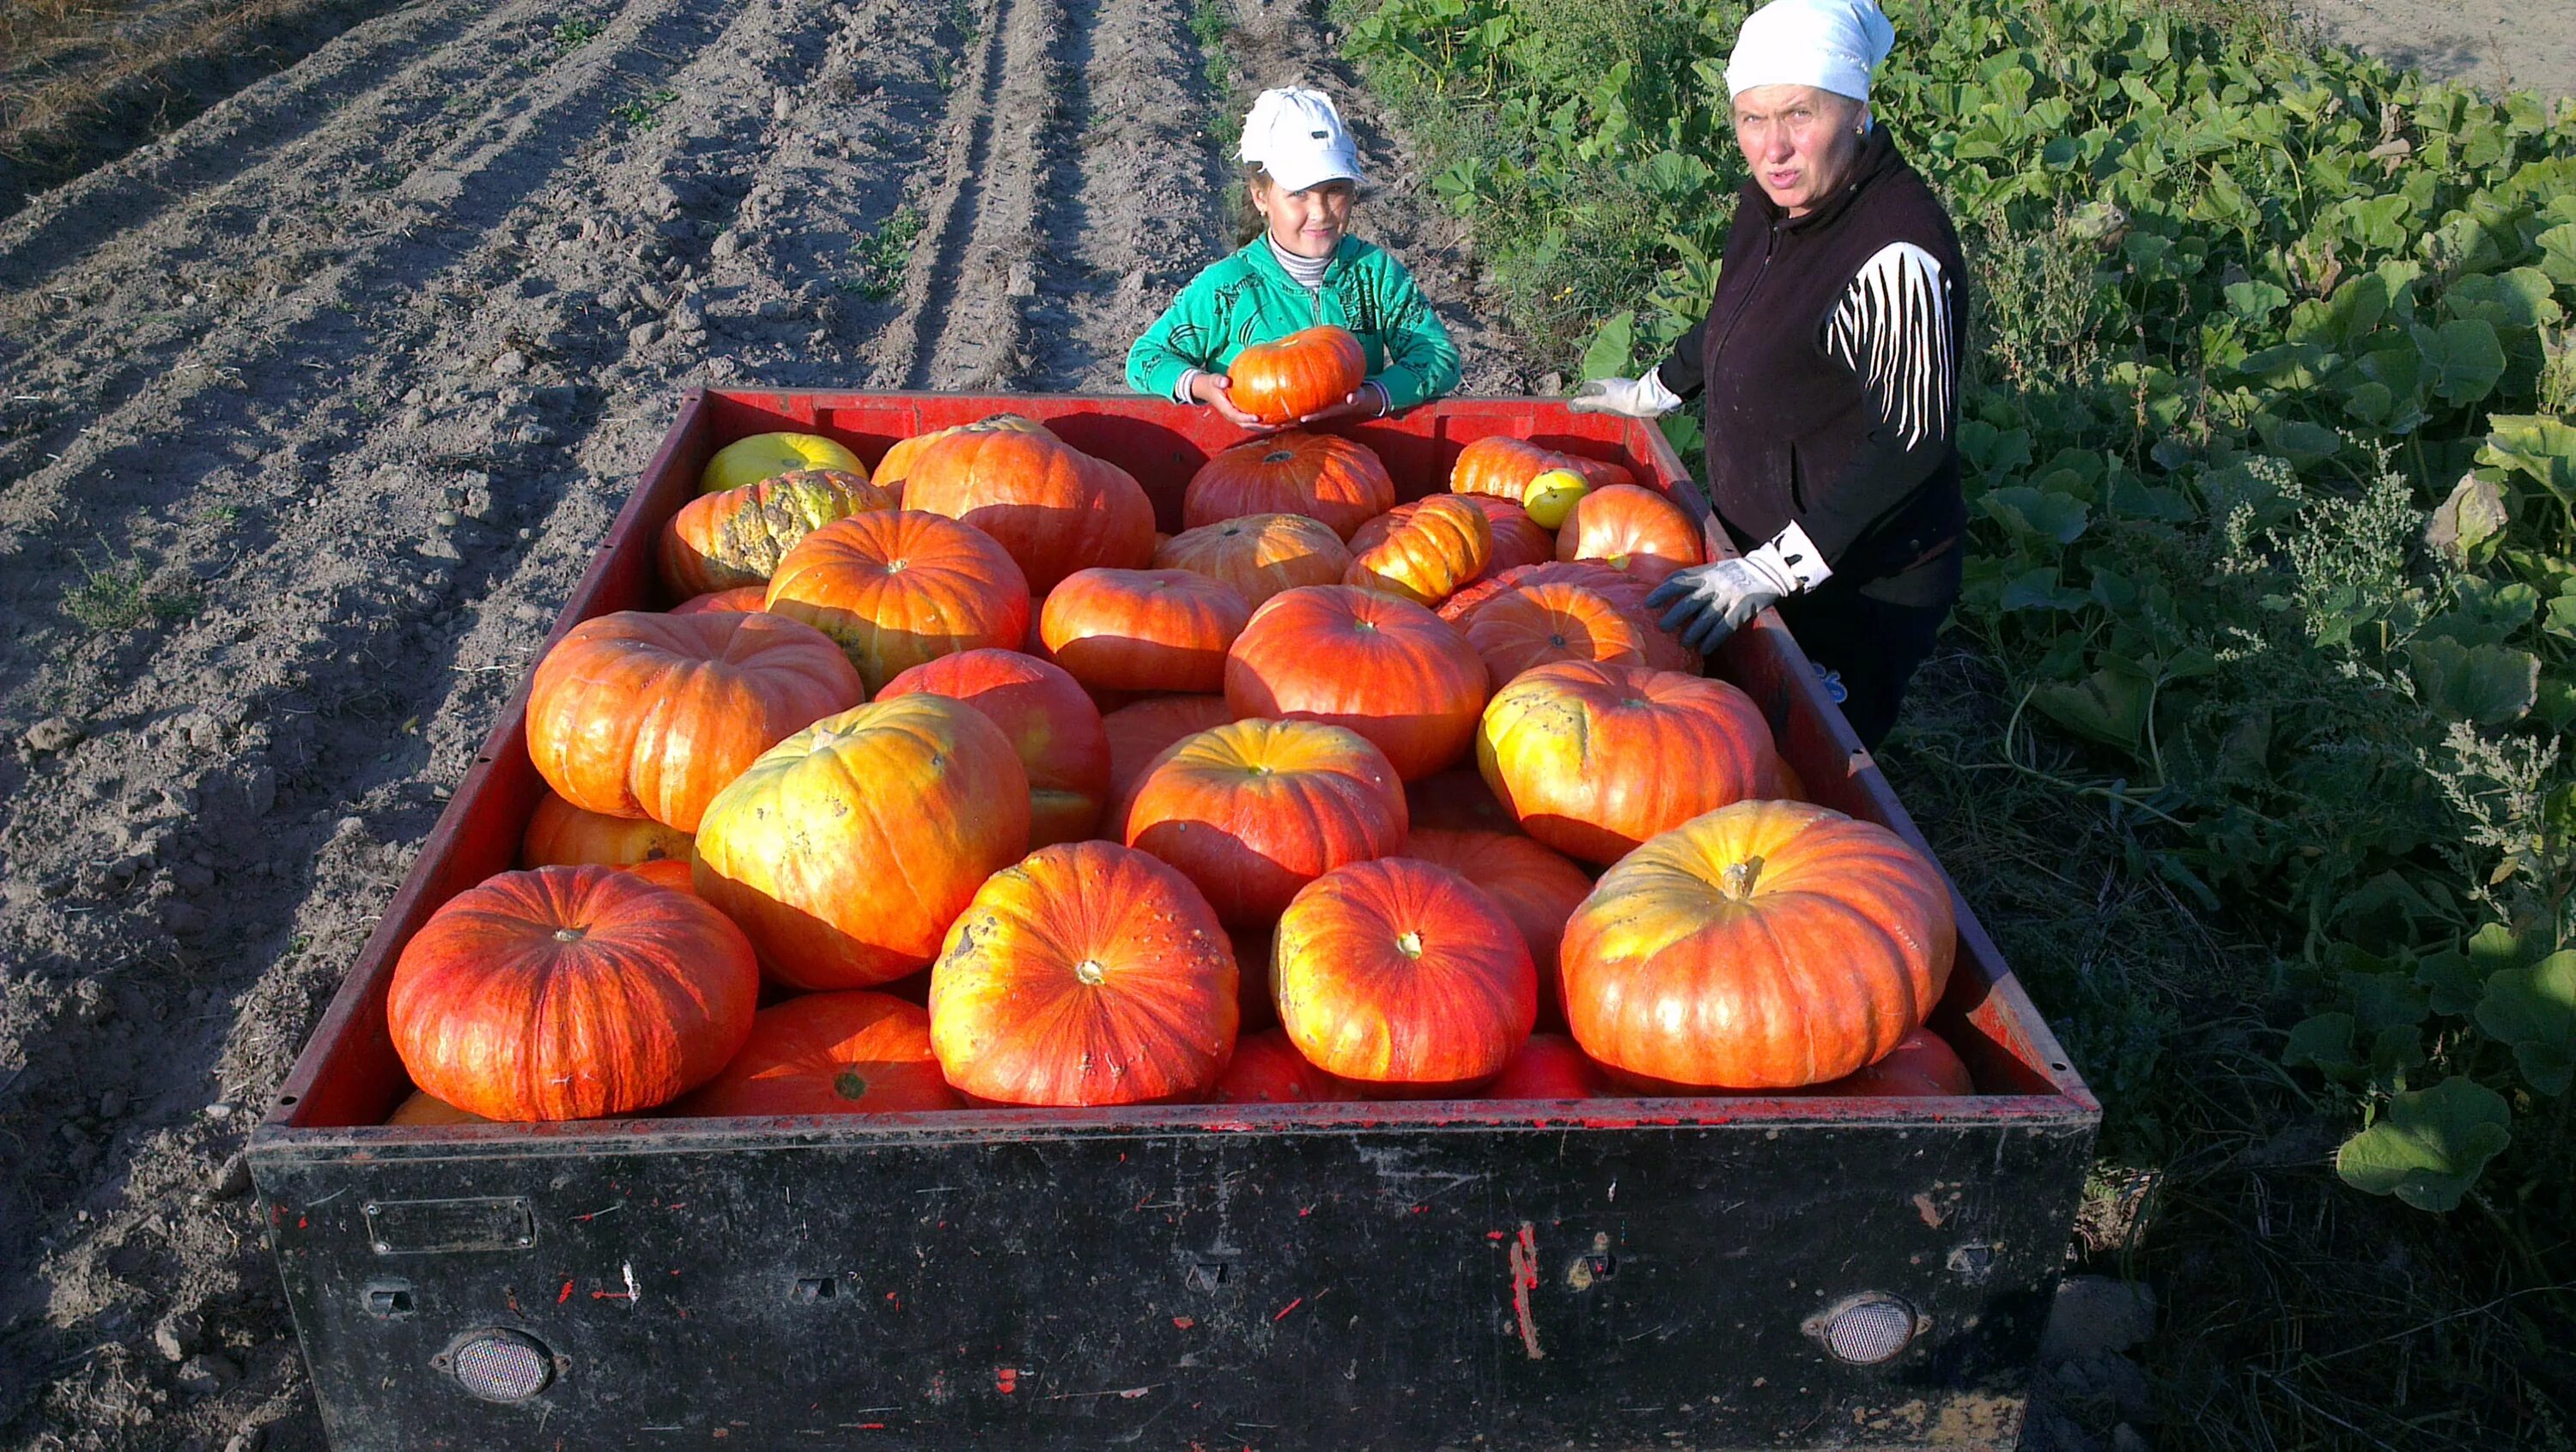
[864,0,1015,392]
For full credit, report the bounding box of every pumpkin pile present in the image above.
[383,422,1972,1124]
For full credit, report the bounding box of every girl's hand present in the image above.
[1295,381,1389,427]
[1190,374,1269,431]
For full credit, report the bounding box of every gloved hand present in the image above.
[1567,369,1684,419]
[1645,524,1832,653]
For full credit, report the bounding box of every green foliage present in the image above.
[1339,0,2576,1227]
[63,555,200,631]
[839,206,924,301]
[611,88,678,131]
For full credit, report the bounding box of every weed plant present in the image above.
[1335,0,2576,1443]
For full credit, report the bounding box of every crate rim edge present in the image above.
[249,388,2098,1156]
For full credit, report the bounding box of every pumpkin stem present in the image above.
[553,926,585,944]
[1263,450,1295,465]
[1395,930,1425,960]
[1721,856,1766,901]
[833,1067,870,1101]
[1074,958,1108,986]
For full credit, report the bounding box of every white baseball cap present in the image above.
[1238,87,1365,193]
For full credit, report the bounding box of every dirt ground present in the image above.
[0,0,1527,1447]
[2297,0,2576,100]
[0,0,2568,1445]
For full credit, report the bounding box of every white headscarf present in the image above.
[1723,0,1897,103]
[1238,87,1365,192]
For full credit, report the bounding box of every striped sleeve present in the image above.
[1821,241,1955,452]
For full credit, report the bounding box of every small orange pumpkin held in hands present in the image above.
[1558,799,1957,1091]
[386,865,760,1121]
[1272,857,1537,1097]
[1226,326,1368,425]
[674,991,962,1115]
[929,841,1240,1107]
[525,610,866,833]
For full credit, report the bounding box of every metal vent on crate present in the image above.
[438,1327,556,1402]
[1813,1294,1919,1365]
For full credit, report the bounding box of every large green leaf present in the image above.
[2405,637,2539,725]
[2479,415,2576,507]
[2476,951,2576,1096]
[2422,472,2509,565]
[2411,318,2506,406]
[2335,1077,2512,1212]
[2029,663,2152,752]
[1580,310,1636,383]
[1981,485,2090,544]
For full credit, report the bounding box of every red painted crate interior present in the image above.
[264,391,2093,1137]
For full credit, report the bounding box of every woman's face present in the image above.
[1254,178,1354,258]
[1732,84,1868,216]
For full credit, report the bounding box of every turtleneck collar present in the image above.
[1265,234,1333,289]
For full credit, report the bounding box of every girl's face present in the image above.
[1731,84,1868,216]
[1253,178,1354,259]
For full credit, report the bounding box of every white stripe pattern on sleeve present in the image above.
[1821,241,1954,452]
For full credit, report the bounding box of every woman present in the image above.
[1573,0,1964,749]
[1127,86,1461,428]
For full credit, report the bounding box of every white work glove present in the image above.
[1645,523,1832,653]
[1567,368,1684,419]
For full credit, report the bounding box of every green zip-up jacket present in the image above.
[1126,237,1462,411]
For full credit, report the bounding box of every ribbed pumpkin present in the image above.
[1455,495,1558,577]
[1272,858,1535,1095]
[1225,585,1487,781]
[1461,580,1649,689]
[1344,495,1492,606]
[1182,431,1395,540]
[1449,435,1635,503]
[1807,1026,1973,1097]
[1478,660,1783,865]
[1440,560,1697,673]
[1483,1032,1607,1099]
[1225,325,1367,425]
[691,696,1032,990]
[1398,828,1594,992]
[1559,799,1956,1089]
[928,841,1239,1106]
[674,991,961,1115]
[1154,513,1352,609]
[659,469,900,598]
[762,509,1031,694]
[386,866,760,1121]
[700,432,866,495]
[671,586,769,616]
[1124,718,1407,925]
[876,648,1112,848]
[1211,1027,1336,1103]
[526,611,866,833]
[1039,568,1252,695]
[1555,484,1706,585]
[873,413,1054,493]
[520,789,696,868]
[1100,695,1237,839]
[901,424,1156,593]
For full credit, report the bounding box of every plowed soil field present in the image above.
[0,1,1531,1445]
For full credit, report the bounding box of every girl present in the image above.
[1127,87,1461,428]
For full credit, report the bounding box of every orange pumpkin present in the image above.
[1807,1026,1973,1097]
[671,586,769,616]
[928,841,1238,1106]
[1344,495,1492,606]
[1039,568,1252,695]
[1154,513,1351,610]
[658,469,899,598]
[386,866,760,1121]
[1182,431,1395,540]
[1225,325,1367,425]
[1100,695,1237,839]
[1124,718,1407,925]
[763,509,1032,694]
[623,858,699,894]
[1224,585,1487,781]
[900,423,1156,592]
[1441,560,1697,673]
[874,413,1055,493]
[674,991,961,1115]
[1478,660,1783,865]
[1403,768,1520,835]
[1483,1032,1607,1100]
[692,696,1032,990]
[1460,580,1649,689]
[1555,484,1706,585]
[876,649,1111,848]
[520,789,695,868]
[1560,800,1955,1089]
[526,611,866,833]
[1456,495,1558,577]
[1398,828,1594,993]
[1272,858,1535,1094]
[386,1091,489,1126]
[1211,1027,1337,1104]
